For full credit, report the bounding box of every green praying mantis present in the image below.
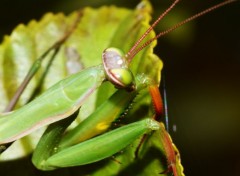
[0,0,237,175]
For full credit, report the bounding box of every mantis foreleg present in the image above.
[32,74,150,170]
[44,118,160,169]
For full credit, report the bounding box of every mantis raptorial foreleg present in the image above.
[31,78,175,172]
[32,79,183,175]
[59,75,150,148]
[32,74,150,170]
[45,118,161,168]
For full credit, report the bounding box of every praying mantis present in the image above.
[0,0,237,175]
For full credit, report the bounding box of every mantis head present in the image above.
[102,47,135,91]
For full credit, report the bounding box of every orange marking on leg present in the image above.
[149,85,163,118]
[159,123,178,176]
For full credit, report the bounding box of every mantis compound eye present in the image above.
[102,48,135,91]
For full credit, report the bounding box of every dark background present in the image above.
[0,0,239,175]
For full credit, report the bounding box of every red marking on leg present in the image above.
[149,85,163,119]
[111,156,122,165]
[148,86,178,175]
[159,123,178,176]
[135,134,147,159]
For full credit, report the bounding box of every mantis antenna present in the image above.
[126,0,237,62]
[126,0,180,61]
[102,0,180,90]
[102,0,237,92]
[125,0,237,132]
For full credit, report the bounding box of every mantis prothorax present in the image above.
[0,0,237,175]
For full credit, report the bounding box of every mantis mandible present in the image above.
[0,0,237,175]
